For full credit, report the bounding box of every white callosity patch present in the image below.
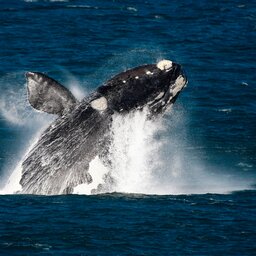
[27,71,34,77]
[155,92,165,100]
[171,75,187,97]
[157,60,173,71]
[90,97,108,111]
[27,72,41,85]
[73,156,109,195]
[135,76,139,79]
[146,70,154,75]
[147,92,165,106]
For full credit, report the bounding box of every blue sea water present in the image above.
[0,0,255,255]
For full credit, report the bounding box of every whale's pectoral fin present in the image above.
[26,72,78,116]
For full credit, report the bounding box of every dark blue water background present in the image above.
[0,0,255,255]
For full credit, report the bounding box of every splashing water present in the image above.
[108,110,163,194]
[0,73,253,195]
[75,108,253,195]
[0,73,54,127]
[0,74,82,194]
[1,100,253,195]
[74,109,164,195]
[0,128,49,194]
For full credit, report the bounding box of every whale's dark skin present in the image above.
[20,60,187,194]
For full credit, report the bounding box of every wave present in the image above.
[67,5,99,9]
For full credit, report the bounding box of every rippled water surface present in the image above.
[1,191,256,255]
[0,0,255,254]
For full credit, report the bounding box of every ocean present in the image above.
[0,0,255,255]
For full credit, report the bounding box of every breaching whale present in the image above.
[20,60,187,195]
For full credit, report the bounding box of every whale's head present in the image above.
[97,59,187,114]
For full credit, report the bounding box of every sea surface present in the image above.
[0,0,255,255]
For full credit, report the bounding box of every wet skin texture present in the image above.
[21,61,187,195]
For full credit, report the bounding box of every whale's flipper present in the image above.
[26,72,77,116]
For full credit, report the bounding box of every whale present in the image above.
[20,60,187,195]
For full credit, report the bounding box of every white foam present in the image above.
[67,5,99,9]
[0,86,28,126]
[74,108,254,195]
[0,166,22,194]
[108,110,162,193]
[127,7,138,12]
[218,108,232,113]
